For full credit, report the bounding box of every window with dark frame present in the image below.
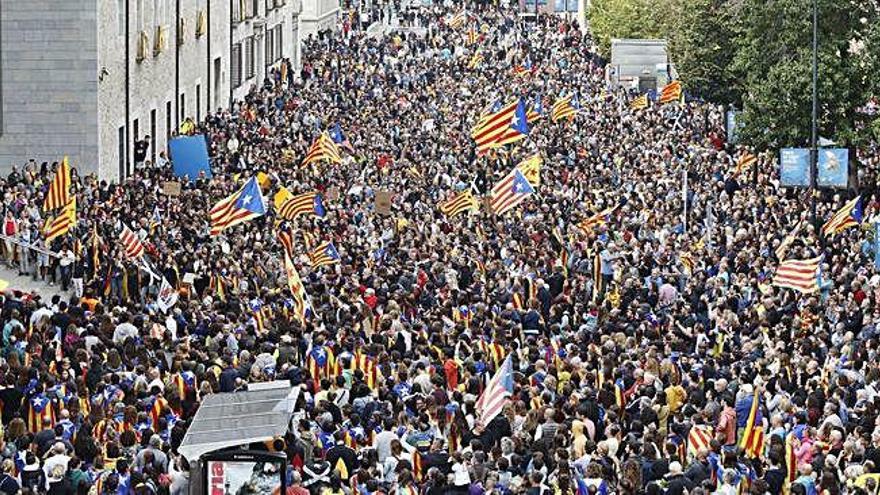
[118,127,126,180]
[150,109,157,164]
[165,100,172,141]
[232,0,241,23]
[274,25,282,62]
[231,43,242,88]
[266,29,274,67]
[245,37,255,79]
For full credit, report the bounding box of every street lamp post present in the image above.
[809,0,819,229]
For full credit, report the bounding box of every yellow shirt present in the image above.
[665,385,687,413]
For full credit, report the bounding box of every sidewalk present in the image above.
[0,263,66,299]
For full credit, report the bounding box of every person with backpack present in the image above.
[20,452,46,493]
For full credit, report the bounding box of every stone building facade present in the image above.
[0,0,321,180]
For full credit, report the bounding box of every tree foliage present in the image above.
[732,0,880,149]
[587,0,880,150]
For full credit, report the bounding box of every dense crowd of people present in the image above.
[1,2,880,494]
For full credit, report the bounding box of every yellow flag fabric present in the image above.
[334,457,348,479]
[274,186,293,210]
[256,172,271,189]
[516,154,542,187]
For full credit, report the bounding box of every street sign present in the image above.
[817,148,849,188]
[779,148,810,187]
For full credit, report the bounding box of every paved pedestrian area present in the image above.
[0,264,65,298]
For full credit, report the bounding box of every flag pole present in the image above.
[682,167,688,231]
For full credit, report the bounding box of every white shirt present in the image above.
[113,322,139,344]
[58,250,75,267]
[372,430,399,463]
[30,307,53,327]
[43,453,71,488]
[452,461,471,486]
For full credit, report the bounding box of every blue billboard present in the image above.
[780,148,810,187]
[553,0,578,11]
[817,148,848,188]
[169,134,212,180]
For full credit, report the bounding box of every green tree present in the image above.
[670,0,742,105]
[587,0,742,105]
[587,0,880,149]
[730,0,879,149]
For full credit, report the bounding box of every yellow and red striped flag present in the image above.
[772,256,822,294]
[551,96,577,123]
[438,190,478,217]
[43,157,71,211]
[277,191,326,221]
[739,389,765,458]
[43,197,76,242]
[578,204,619,233]
[448,10,467,29]
[775,221,802,260]
[277,229,295,259]
[734,153,757,176]
[467,51,484,69]
[119,224,144,259]
[308,241,341,268]
[301,132,342,167]
[630,94,649,110]
[821,196,863,237]
[466,28,478,45]
[679,252,695,276]
[687,425,713,458]
[209,177,267,236]
[659,81,683,104]
[471,98,529,154]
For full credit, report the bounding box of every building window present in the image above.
[214,57,221,108]
[252,0,260,17]
[231,43,242,88]
[275,25,282,62]
[117,0,126,36]
[196,84,201,122]
[137,0,145,31]
[153,0,159,28]
[180,93,186,122]
[150,109,157,165]
[165,0,172,25]
[265,29,274,66]
[118,126,126,180]
[232,0,241,23]
[245,37,255,80]
[165,101,172,141]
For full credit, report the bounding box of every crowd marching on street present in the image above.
[1,1,880,494]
